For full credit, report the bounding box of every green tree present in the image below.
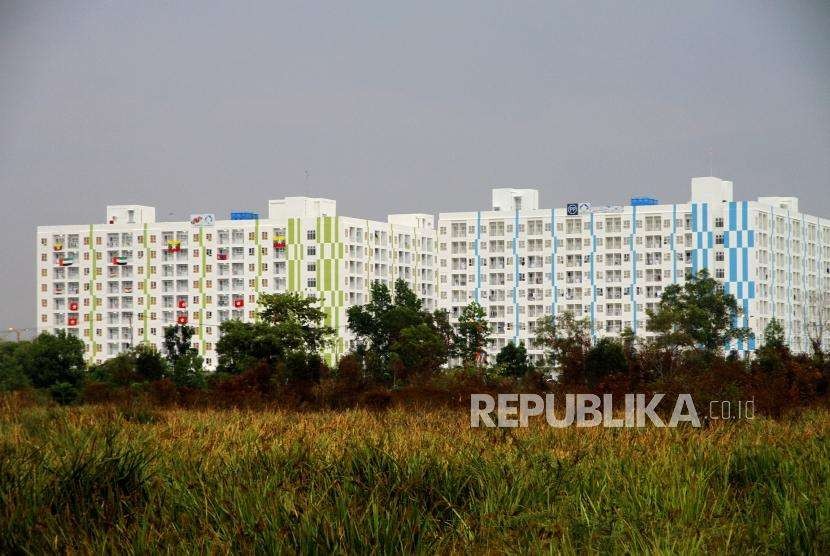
[584,338,628,387]
[133,343,167,382]
[170,350,206,389]
[457,301,490,366]
[163,324,196,364]
[258,292,334,353]
[161,324,205,388]
[534,312,591,383]
[0,341,29,391]
[755,318,789,375]
[495,341,531,378]
[646,269,750,355]
[347,280,438,382]
[763,318,786,350]
[390,323,448,380]
[430,308,461,360]
[19,331,85,390]
[215,293,334,375]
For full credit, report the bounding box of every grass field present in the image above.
[1,395,828,554]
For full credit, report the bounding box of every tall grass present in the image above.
[1,393,828,553]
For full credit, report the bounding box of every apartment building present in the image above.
[437,177,830,362]
[36,197,437,368]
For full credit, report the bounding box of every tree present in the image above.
[495,341,530,378]
[258,292,334,354]
[755,318,789,375]
[19,331,85,390]
[170,350,206,389]
[161,324,205,388]
[347,280,438,382]
[457,301,490,366]
[430,309,461,360]
[0,341,29,391]
[215,292,334,375]
[763,318,786,350]
[805,291,830,360]
[163,324,196,364]
[133,344,167,382]
[534,312,591,383]
[390,324,448,380]
[584,338,627,387]
[646,269,750,355]
[216,320,279,374]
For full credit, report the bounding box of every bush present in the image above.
[48,382,79,405]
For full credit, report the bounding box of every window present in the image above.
[307,230,316,240]
[307,277,317,288]
[307,263,317,272]
[715,217,724,228]
[307,246,316,256]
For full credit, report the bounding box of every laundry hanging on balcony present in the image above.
[273,235,286,249]
[123,285,133,293]
[217,248,229,261]
[69,302,79,311]
[177,299,187,309]
[53,242,63,251]
[67,317,78,326]
[111,256,128,265]
[233,298,244,308]
[57,255,75,266]
[177,315,188,325]
[167,239,181,253]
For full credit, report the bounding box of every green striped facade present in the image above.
[286,218,303,292]
[316,216,345,365]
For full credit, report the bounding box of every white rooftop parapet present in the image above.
[387,213,434,230]
[268,197,337,220]
[690,177,733,205]
[757,196,799,213]
[492,188,539,212]
[106,205,156,225]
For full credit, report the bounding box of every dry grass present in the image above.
[1,393,828,553]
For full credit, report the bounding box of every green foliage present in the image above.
[216,320,280,374]
[89,351,137,385]
[160,324,205,388]
[348,280,452,383]
[163,325,196,364]
[646,269,750,354]
[216,292,334,375]
[170,351,206,389]
[0,341,30,391]
[48,381,80,404]
[258,292,334,353]
[390,324,448,379]
[764,318,786,350]
[16,331,86,389]
[456,301,489,366]
[133,344,167,382]
[495,341,531,378]
[534,312,591,383]
[584,337,628,387]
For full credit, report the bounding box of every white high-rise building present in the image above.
[36,177,830,368]
[36,198,436,368]
[437,177,830,362]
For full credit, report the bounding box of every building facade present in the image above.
[36,197,436,368]
[37,177,830,368]
[437,177,830,362]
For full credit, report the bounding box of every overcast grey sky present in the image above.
[1,1,829,331]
